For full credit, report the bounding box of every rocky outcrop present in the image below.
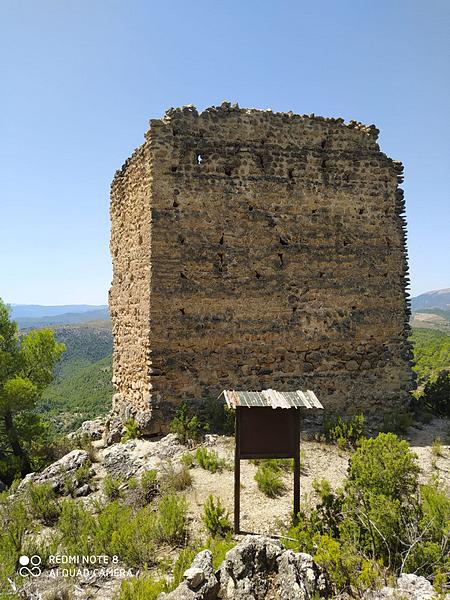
[68,416,106,441]
[365,573,450,600]
[101,433,186,479]
[160,535,331,600]
[17,449,92,495]
[160,550,220,600]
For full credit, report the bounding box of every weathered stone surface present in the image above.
[68,416,106,441]
[17,449,90,494]
[102,433,186,479]
[184,566,205,588]
[276,550,331,599]
[161,535,330,600]
[364,573,450,599]
[109,104,413,427]
[160,550,219,600]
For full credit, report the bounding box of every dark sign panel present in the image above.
[238,407,298,458]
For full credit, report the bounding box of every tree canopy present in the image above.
[0,298,65,482]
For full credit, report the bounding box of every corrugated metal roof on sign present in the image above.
[219,388,323,410]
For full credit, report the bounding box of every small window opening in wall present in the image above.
[255,270,261,279]
[248,205,254,212]
[278,253,284,266]
[173,199,179,208]
[292,306,297,314]
[311,209,317,214]
[219,234,224,245]
[288,169,294,179]
[171,166,178,172]
[359,208,365,215]
[179,308,185,315]
[196,154,204,164]
[224,166,232,176]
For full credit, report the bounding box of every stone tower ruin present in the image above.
[109,103,413,434]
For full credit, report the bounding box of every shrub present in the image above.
[205,535,236,568]
[195,447,229,473]
[170,402,202,445]
[422,370,450,418]
[0,495,31,554]
[431,437,444,457]
[75,461,92,486]
[128,477,138,490]
[25,482,61,525]
[57,499,96,556]
[111,506,158,567]
[70,432,99,462]
[347,433,419,499]
[314,535,382,595]
[172,546,197,587]
[382,408,413,435]
[283,433,449,592]
[180,453,194,468]
[323,414,365,448]
[118,575,169,600]
[254,462,286,497]
[202,495,232,538]
[159,462,192,493]
[122,418,142,442]
[199,397,235,435]
[63,460,93,496]
[155,494,187,545]
[141,469,159,499]
[420,480,450,544]
[102,475,123,501]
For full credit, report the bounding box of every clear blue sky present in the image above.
[1,0,448,304]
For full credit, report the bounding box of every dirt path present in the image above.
[184,437,351,536]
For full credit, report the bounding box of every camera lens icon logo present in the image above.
[19,555,42,577]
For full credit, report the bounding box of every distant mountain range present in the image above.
[10,304,109,329]
[410,289,450,332]
[411,289,450,311]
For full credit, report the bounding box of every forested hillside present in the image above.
[409,328,450,385]
[37,323,113,432]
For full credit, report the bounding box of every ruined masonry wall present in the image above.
[109,104,413,433]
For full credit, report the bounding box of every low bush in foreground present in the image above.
[202,495,232,537]
[195,447,229,473]
[284,433,450,596]
[121,418,142,442]
[102,475,123,501]
[254,462,286,497]
[421,370,450,418]
[118,536,236,600]
[118,573,169,600]
[170,402,203,445]
[323,414,365,448]
[159,461,192,493]
[25,482,61,526]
